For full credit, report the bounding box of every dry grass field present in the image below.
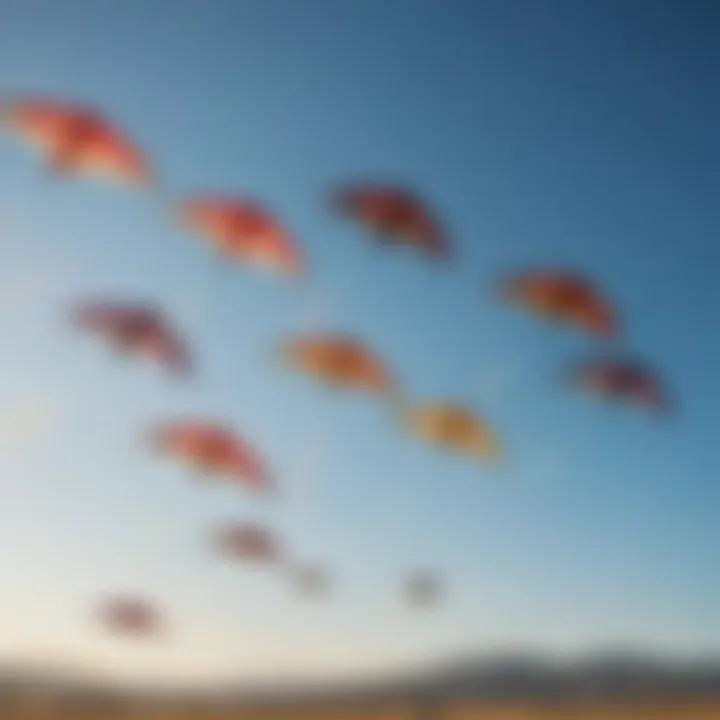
[2,697,720,719]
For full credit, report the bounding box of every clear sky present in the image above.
[0,0,717,689]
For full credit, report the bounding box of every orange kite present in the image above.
[149,419,272,491]
[281,333,396,397]
[403,402,502,463]
[501,270,619,337]
[1,96,152,186]
[179,196,304,276]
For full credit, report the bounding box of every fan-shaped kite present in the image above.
[404,402,502,463]
[280,334,396,397]
[98,595,163,638]
[1,96,152,186]
[501,270,619,337]
[71,300,191,376]
[331,183,449,258]
[149,419,272,491]
[569,357,668,414]
[214,522,283,565]
[178,196,304,276]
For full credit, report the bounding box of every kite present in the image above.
[501,270,619,337]
[292,564,330,596]
[280,334,396,397]
[569,357,668,414]
[331,183,449,258]
[405,571,442,607]
[403,402,502,463]
[98,595,163,638]
[71,299,191,376]
[213,522,283,565]
[149,419,272,491]
[1,96,152,186]
[179,196,304,276]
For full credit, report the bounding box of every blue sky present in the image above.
[0,0,717,687]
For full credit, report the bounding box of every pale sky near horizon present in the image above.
[0,0,717,687]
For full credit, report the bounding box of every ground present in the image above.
[3,698,720,719]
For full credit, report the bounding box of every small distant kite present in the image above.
[405,571,442,608]
[500,270,619,337]
[292,564,330,597]
[213,522,283,565]
[280,334,396,397]
[98,595,163,638]
[149,419,272,492]
[178,196,304,276]
[331,183,449,259]
[70,299,191,377]
[403,402,502,463]
[1,96,152,187]
[568,357,668,414]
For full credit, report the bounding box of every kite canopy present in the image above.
[71,299,191,376]
[214,522,283,564]
[292,564,330,596]
[569,357,668,413]
[405,571,442,607]
[280,334,396,396]
[179,196,304,275]
[501,270,619,337]
[1,97,152,186]
[149,419,272,491]
[332,183,449,258]
[404,402,502,463]
[98,596,163,638]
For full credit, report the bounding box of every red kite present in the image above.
[405,571,442,607]
[149,419,272,491]
[569,358,668,414]
[179,196,304,275]
[1,96,152,186]
[280,334,395,396]
[331,183,449,258]
[214,522,283,564]
[403,402,502,463]
[98,596,163,638]
[71,300,191,376]
[501,270,619,337]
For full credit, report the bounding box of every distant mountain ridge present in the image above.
[0,650,719,705]
[401,651,720,702]
[225,651,720,704]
